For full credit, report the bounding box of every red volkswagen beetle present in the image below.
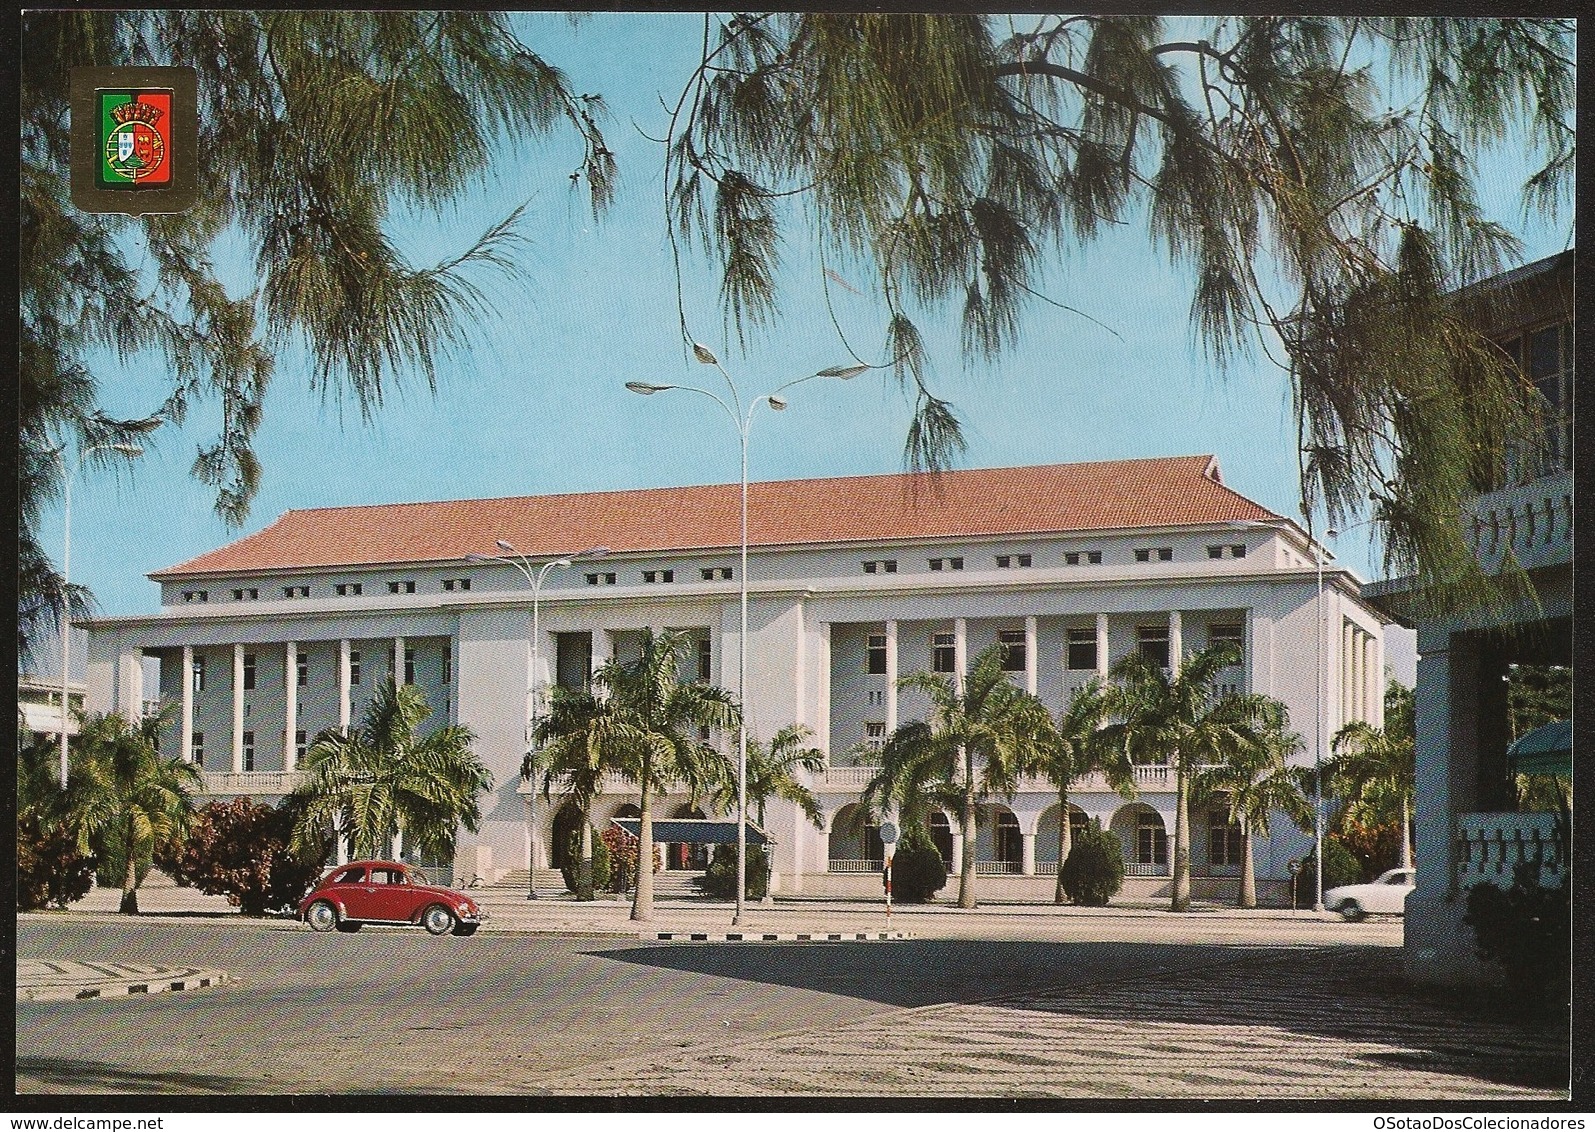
[299,860,487,936]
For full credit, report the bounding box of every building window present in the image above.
[336,583,362,597]
[928,557,964,572]
[696,638,712,683]
[1206,544,1248,560]
[699,566,733,581]
[192,654,206,692]
[296,653,308,687]
[232,587,258,601]
[404,647,416,685]
[1209,623,1244,664]
[241,731,255,772]
[995,554,1033,569]
[295,730,308,762]
[862,560,898,574]
[998,629,1026,672]
[388,580,416,595]
[932,632,957,674]
[442,643,452,685]
[1209,811,1244,867]
[1138,626,1170,668]
[1137,814,1168,867]
[182,590,208,603]
[442,577,471,592]
[866,633,887,675]
[585,572,618,586]
[349,650,361,685]
[641,570,675,584]
[242,653,256,691]
[283,585,310,598]
[1135,547,1174,563]
[864,721,887,753]
[1502,320,1574,479]
[1065,551,1102,566]
[1067,628,1098,671]
[191,731,204,767]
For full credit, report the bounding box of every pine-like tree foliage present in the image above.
[666,15,1572,612]
[18,11,613,664]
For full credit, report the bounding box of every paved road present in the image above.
[15,914,1568,1100]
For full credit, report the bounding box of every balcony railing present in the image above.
[820,765,881,789]
[199,770,309,796]
[1463,471,1573,575]
[1457,811,1566,888]
[827,858,883,873]
[820,763,1180,794]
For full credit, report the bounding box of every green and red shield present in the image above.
[98,89,173,188]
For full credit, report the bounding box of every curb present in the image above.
[646,930,913,942]
[19,961,231,1003]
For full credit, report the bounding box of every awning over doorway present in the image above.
[611,817,771,846]
[1507,719,1572,776]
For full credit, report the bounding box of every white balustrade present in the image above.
[1457,811,1566,888]
[200,770,309,796]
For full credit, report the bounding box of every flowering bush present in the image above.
[156,798,329,915]
[17,810,96,911]
[600,823,661,894]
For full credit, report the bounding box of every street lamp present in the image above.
[628,345,865,925]
[47,440,144,786]
[467,542,610,898]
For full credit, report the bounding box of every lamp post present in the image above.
[48,440,144,786]
[467,542,610,898]
[627,346,865,925]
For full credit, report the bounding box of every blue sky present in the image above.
[44,13,1571,634]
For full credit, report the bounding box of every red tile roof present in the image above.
[151,455,1284,578]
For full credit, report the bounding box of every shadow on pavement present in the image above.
[590,941,1568,1093]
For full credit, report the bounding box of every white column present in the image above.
[953,617,968,691]
[592,627,613,680]
[231,643,245,773]
[1342,619,1354,727]
[950,829,965,878]
[1095,613,1109,679]
[180,645,194,765]
[394,636,405,687]
[1372,632,1386,728]
[884,620,899,733]
[338,638,352,733]
[816,623,832,762]
[1024,616,1038,696]
[1168,609,1183,669]
[284,641,298,770]
[1242,608,1256,693]
[1021,831,1037,876]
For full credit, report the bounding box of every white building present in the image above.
[81,454,1390,904]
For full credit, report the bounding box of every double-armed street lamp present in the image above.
[467,541,610,898]
[627,344,866,925]
[46,440,145,786]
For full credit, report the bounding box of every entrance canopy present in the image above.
[611,817,770,846]
[1507,719,1572,776]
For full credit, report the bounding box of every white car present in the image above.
[1325,868,1415,921]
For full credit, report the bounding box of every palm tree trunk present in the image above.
[1171,758,1191,912]
[119,819,139,915]
[958,747,977,909]
[577,813,594,902]
[1054,788,1071,904]
[1239,824,1256,909]
[632,774,654,922]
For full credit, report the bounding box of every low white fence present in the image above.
[1457,811,1566,888]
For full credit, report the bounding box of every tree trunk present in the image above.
[1239,823,1256,909]
[631,776,654,922]
[1399,796,1413,870]
[576,813,594,902]
[119,821,140,915]
[1054,788,1071,904]
[957,748,977,909]
[1171,758,1191,912]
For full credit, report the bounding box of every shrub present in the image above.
[560,827,612,897]
[1464,862,1571,1012]
[694,843,769,900]
[16,810,96,911]
[889,828,948,904]
[1290,837,1363,907]
[1058,819,1124,906]
[155,798,329,915]
[599,823,661,894]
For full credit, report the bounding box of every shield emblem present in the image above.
[117,130,136,163]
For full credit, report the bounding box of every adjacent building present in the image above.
[82,454,1391,902]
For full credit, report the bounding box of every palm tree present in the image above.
[718,724,826,831]
[1025,680,1136,904]
[1328,681,1416,870]
[864,645,1049,909]
[70,705,200,914]
[1193,700,1313,907]
[1098,643,1271,912]
[288,679,491,865]
[529,684,613,901]
[586,630,740,922]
